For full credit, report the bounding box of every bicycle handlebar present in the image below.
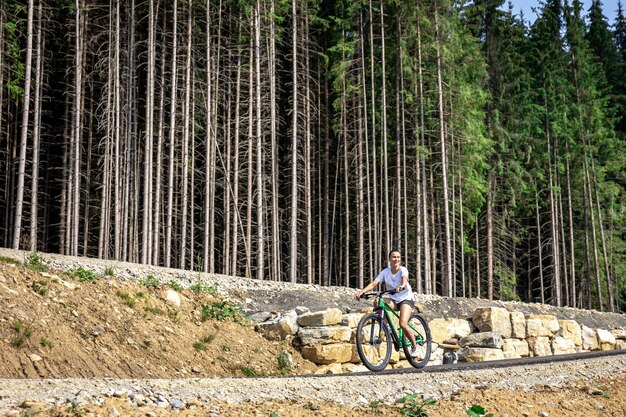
[359,289,398,299]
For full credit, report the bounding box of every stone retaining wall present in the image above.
[254,305,626,373]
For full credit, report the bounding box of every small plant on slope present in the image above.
[397,393,437,417]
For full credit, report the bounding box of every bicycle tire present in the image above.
[402,312,432,369]
[356,313,392,372]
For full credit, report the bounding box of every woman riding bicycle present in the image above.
[355,249,420,357]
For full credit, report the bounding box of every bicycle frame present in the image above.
[375,296,424,351]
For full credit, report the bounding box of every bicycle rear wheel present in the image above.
[402,312,432,369]
[356,313,392,372]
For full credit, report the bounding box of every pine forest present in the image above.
[0,0,625,311]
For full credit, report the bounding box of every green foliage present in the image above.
[191,282,218,295]
[193,341,208,351]
[466,405,493,417]
[31,280,48,296]
[0,256,21,265]
[13,320,34,348]
[168,280,182,291]
[142,275,160,287]
[241,367,259,377]
[73,267,98,282]
[201,300,246,323]
[302,402,319,411]
[144,306,165,315]
[116,291,136,308]
[277,350,292,373]
[397,394,437,417]
[26,253,47,272]
[104,267,115,276]
[40,337,53,348]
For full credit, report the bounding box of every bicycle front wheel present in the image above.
[402,312,432,369]
[356,313,392,372]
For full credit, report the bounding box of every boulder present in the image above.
[341,313,364,328]
[552,336,576,355]
[298,326,352,346]
[473,307,512,338]
[429,318,474,344]
[301,343,353,364]
[526,315,559,337]
[297,308,343,327]
[165,289,181,307]
[502,339,529,358]
[510,311,526,339]
[528,336,552,357]
[596,329,616,351]
[582,325,599,351]
[616,340,626,350]
[459,332,503,349]
[314,363,344,375]
[559,320,583,347]
[610,328,626,340]
[255,315,299,341]
[457,347,504,362]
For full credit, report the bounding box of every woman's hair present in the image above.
[388,249,401,258]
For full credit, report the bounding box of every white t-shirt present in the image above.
[375,266,413,303]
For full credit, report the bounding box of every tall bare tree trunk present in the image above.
[165,0,179,268]
[434,9,453,297]
[13,0,34,249]
[30,0,43,251]
[254,1,265,280]
[180,0,193,269]
[289,0,298,283]
[142,0,156,264]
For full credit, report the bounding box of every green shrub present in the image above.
[26,252,47,272]
[73,267,98,282]
[201,300,245,323]
[143,275,160,287]
[40,337,53,348]
[168,280,182,291]
[13,320,34,348]
[397,394,436,417]
[190,282,217,295]
[104,267,115,276]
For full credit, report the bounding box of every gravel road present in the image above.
[1,354,625,412]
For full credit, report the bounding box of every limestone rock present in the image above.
[255,315,299,341]
[616,340,626,350]
[297,308,343,327]
[165,289,181,307]
[298,326,352,346]
[429,318,474,344]
[459,332,503,349]
[552,336,576,355]
[457,347,504,362]
[596,329,616,351]
[582,325,598,351]
[610,328,626,340]
[314,363,344,375]
[510,311,526,339]
[528,336,552,357]
[341,313,364,329]
[473,307,512,338]
[559,320,582,347]
[300,343,353,364]
[502,338,529,358]
[526,315,559,337]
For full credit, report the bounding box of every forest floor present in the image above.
[0,251,625,416]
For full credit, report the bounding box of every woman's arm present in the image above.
[354,280,380,300]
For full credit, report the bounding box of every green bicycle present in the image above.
[356,290,432,372]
